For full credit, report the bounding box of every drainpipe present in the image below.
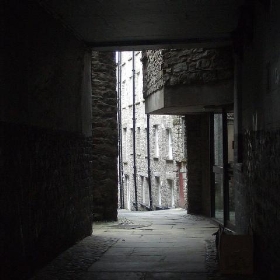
[117,52,124,209]
[132,51,138,210]
[147,114,153,210]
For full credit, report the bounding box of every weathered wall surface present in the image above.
[243,130,280,277]
[142,50,164,98]
[91,51,118,221]
[0,123,93,279]
[2,1,90,133]
[142,48,233,98]
[1,1,93,279]
[120,52,186,211]
[235,2,280,277]
[162,48,233,87]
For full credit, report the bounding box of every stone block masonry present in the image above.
[91,51,118,221]
[241,129,280,277]
[0,122,93,280]
[142,48,233,99]
[1,1,94,279]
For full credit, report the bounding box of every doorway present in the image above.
[211,112,235,228]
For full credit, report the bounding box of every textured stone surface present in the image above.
[142,48,233,98]
[2,0,86,133]
[29,209,263,280]
[142,50,164,98]
[1,2,94,279]
[119,51,186,211]
[241,129,280,277]
[30,235,118,280]
[0,122,93,280]
[91,51,118,221]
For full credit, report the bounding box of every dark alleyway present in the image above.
[30,209,261,280]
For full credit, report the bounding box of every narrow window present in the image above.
[155,176,161,206]
[141,176,145,204]
[168,179,175,208]
[125,175,130,210]
[137,127,140,155]
[123,128,127,161]
[154,125,159,158]
[167,129,173,160]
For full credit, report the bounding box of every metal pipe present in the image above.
[117,51,124,209]
[147,114,153,210]
[132,51,138,210]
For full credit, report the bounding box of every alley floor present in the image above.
[30,209,261,280]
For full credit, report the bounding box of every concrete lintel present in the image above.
[164,81,233,109]
[145,89,165,114]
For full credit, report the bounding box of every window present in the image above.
[128,75,133,105]
[125,175,130,210]
[144,128,148,157]
[155,176,161,206]
[122,80,126,106]
[167,179,175,208]
[167,129,173,160]
[141,176,145,204]
[130,128,133,155]
[123,128,127,162]
[136,71,143,103]
[137,127,140,155]
[154,125,159,158]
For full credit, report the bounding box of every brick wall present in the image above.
[0,122,93,279]
[91,51,118,221]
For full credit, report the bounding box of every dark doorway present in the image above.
[211,112,235,228]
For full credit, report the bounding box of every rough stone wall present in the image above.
[0,122,93,279]
[142,48,233,98]
[142,50,164,98]
[1,2,93,279]
[234,2,280,277]
[185,114,210,215]
[241,130,280,277]
[91,51,118,221]
[120,52,186,210]
[2,0,88,133]
[162,48,233,87]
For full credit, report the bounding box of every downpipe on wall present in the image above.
[117,52,124,209]
[132,51,138,210]
[147,114,153,210]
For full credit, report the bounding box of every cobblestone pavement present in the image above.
[30,235,118,280]
[30,209,262,280]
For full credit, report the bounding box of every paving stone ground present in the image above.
[30,209,262,280]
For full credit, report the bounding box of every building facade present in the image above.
[117,51,186,211]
